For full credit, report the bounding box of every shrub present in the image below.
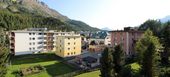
[122,63,141,77]
[13,65,45,76]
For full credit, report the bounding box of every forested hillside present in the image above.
[0,10,74,31]
[0,0,99,31]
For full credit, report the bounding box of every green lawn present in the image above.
[75,70,100,77]
[6,53,75,77]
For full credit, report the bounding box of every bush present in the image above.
[122,63,141,77]
[13,65,45,77]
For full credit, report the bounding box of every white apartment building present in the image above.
[9,28,81,56]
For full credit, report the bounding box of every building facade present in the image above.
[55,35,81,57]
[9,28,81,57]
[109,27,144,56]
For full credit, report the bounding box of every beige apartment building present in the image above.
[55,34,81,57]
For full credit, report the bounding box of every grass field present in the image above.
[75,70,100,77]
[6,53,76,77]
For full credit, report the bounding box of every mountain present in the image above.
[0,0,99,31]
[67,20,99,31]
[101,27,112,31]
[160,15,170,23]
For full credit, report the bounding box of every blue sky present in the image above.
[40,0,170,30]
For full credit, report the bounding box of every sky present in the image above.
[40,0,170,30]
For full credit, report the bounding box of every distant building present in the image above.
[87,31,111,52]
[89,31,111,46]
[109,27,144,56]
[9,28,81,57]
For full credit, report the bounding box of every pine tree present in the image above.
[100,47,115,77]
[0,30,9,77]
[113,45,125,77]
[135,29,161,77]
[0,45,9,77]
[161,24,170,65]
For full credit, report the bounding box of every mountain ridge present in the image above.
[160,15,170,23]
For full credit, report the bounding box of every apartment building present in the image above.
[55,34,81,57]
[9,28,81,57]
[109,27,144,56]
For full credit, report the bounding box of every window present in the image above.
[68,48,70,50]
[74,52,76,54]
[29,38,31,40]
[74,42,76,45]
[60,50,61,52]
[29,48,31,51]
[32,38,35,40]
[68,38,70,40]
[29,33,31,35]
[71,52,73,55]
[33,47,35,50]
[74,47,76,49]
[74,38,76,40]
[33,33,35,35]
[120,33,122,35]
[67,53,70,55]
[132,33,134,36]
[122,37,124,41]
[29,43,32,45]
[38,33,42,35]
[68,42,70,45]
[114,38,117,41]
[33,42,35,45]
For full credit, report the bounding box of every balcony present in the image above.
[10,46,15,49]
[37,37,44,40]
